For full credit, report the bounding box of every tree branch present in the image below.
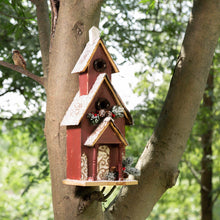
[0,116,29,121]
[102,186,116,201]
[183,159,201,184]
[105,186,123,212]
[212,190,220,205]
[0,60,46,87]
[0,88,16,97]
[0,11,35,20]
[30,0,50,77]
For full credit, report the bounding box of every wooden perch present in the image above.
[0,60,46,87]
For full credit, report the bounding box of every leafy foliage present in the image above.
[0,0,45,119]
[101,0,190,70]
[0,2,48,216]
[0,117,52,219]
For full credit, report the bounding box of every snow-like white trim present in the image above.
[71,37,99,74]
[61,73,106,126]
[61,73,132,126]
[89,26,100,43]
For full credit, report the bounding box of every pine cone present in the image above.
[99,109,106,117]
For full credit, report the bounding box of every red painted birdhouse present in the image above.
[61,27,138,186]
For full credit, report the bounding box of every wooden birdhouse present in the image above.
[61,27,138,186]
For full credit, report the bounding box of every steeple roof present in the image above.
[71,26,119,74]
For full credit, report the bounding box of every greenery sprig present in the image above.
[122,157,140,177]
[87,105,124,125]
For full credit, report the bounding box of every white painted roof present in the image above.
[71,38,99,74]
[61,73,106,126]
[61,73,132,126]
[89,26,100,42]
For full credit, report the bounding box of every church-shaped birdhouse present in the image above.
[61,27,138,186]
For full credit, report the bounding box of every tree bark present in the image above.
[105,1,220,219]
[31,0,50,78]
[0,61,45,86]
[44,1,103,219]
[201,71,214,220]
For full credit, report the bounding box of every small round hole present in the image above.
[93,59,107,72]
[95,98,110,110]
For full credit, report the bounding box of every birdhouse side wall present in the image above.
[81,145,94,178]
[66,127,82,180]
[81,117,96,147]
[81,118,95,178]
[81,82,127,145]
[96,126,122,144]
[114,117,125,137]
[79,72,88,96]
[96,83,126,136]
[109,144,119,168]
[88,46,112,92]
[78,80,128,180]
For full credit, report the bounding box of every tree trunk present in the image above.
[201,71,214,220]
[44,1,103,219]
[105,1,220,219]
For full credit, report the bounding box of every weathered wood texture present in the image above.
[63,179,138,186]
[44,1,104,219]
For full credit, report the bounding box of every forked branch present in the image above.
[77,186,117,215]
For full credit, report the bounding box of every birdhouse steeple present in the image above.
[72,26,119,96]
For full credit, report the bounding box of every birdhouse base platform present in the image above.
[62,179,138,186]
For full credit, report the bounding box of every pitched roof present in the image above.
[71,27,119,74]
[84,117,128,147]
[61,73,132,126]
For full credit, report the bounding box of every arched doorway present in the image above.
[97,145,110,180]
